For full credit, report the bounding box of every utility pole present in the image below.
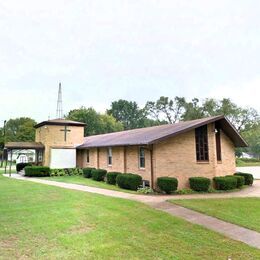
[1,120,6,168]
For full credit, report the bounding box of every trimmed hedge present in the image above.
[157,177,178,194]
[226,175,245,188]
[50,168,82,177]
[213,176,237,190]
[235,172,254,186]
[83,167,95,178]
[106,172,121,185]
[116,173,142,191]
[16,163,32,172]
[189,177,211,192]
[92,169,107,181]
[24,166,50,177]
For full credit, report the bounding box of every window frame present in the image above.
[139,147,146,169]
[195,125,209,162]
[107,147,112,166]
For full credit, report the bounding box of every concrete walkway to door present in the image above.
[4,174,260,249]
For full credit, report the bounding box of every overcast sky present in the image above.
[0,0,260,125]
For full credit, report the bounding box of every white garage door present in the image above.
[50,148,76,169]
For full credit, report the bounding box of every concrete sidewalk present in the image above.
[4,174,260,249]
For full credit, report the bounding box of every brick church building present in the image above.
[5,115,247,189]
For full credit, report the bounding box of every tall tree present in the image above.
[239,121,260,159]
[182,98,205,121]
[145,96,186,123]
[66,107,123,136]
[107,99,159,129]
[0,117,37,143]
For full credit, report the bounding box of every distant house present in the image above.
[76,115,247,189]
[5,115,247,189]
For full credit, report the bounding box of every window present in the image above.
[107,147,112,165]
[215,127,221,161]
[139,147,145,168]
[195,125,209,161]
[38,150,43,162]
[86,149,90,163]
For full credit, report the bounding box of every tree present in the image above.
[240,121,260,159]
[107,99,159,129]
[182,98,205,121]
[145,96,186,123]
[66,107,123,136]
[201,98,258,131]
[0,117,36,144]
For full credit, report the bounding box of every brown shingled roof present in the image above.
[77,115,247,149]
[34,119,86,128]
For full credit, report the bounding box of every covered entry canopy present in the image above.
[4,142,45,175]
[5,142,45,150]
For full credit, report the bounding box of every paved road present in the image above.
[237,166,260,179]
[3,174,260,249]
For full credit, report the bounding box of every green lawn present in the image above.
[170,198,260,232]
[44,175,138,194]
[236,158,260,167]
[0,176,260,259]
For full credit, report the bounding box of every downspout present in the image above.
[150,144,154,189]
[123,146,127,173]
[97,147,100,169]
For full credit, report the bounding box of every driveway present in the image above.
[237,166,260,180]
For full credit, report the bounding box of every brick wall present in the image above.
[35,125,84,166]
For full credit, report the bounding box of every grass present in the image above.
[0,168,16,174]
[236,158,260,167]
[0,176,260,259]
[170,198,260,232]
[44,175,138,194]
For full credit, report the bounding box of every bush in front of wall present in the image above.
[83,167,96,178]
[24,166,50,177]
[92,169,107,181]
[189,177,211,192]
[116,173,142,191]
[213,176,237,190]
[234,172,254,186]
[226,175,245,188]
[157,177,178,194]
[106,172,122,185]
[50,168,66,176]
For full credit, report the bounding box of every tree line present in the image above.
[0,97,259,158]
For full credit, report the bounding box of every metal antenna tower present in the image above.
[56,82,63,119]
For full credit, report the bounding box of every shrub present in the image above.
[24,166,50,177]
[16,163,32,172]
[116,173,142,191]
[83,167,95,178]
[213,176,237,190]
[50,168,66,177]
[235,172,254,186]
[50,168,82,177]
[92,169,107,181]
[189,177,211,192]
[106,172,121,185]
[137,187,154,194]
[226,175,245,188]
[157,177,178,194]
